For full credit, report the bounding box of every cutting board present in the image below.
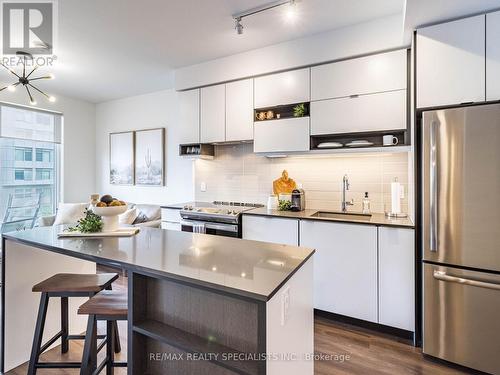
[58,228,140,238]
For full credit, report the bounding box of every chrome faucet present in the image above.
[341,174,354,212]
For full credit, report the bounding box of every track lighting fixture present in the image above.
[232,0,297,35]
[235,17,244,35]
[0,51,56,105]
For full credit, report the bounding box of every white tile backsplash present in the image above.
[194,144,410,214]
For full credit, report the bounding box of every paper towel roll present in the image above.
[391,181,401,214]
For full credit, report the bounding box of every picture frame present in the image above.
[134,128,165,186]
[109,131,134,185]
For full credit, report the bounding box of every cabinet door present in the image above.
[311,90,406,135]
[161,221,181,231]
[178,89,199,144]
[378,227,415,331]
[487,11,500,101]
[161,208,181,223]
[242,215,298,246]
[300,220,378,323]
[201,84,225,143]
[226,79,254,141]
[254,68,310,108]
[254,117,310,153]
[416,15,485,108]
[311,49,407,101]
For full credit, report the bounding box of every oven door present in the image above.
[180,219,240,238]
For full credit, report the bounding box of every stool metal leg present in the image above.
[112,321,121,353]
[28,292,49,375]
[106,321,115,375]
[80,315,97,375]
[61,296,69,353]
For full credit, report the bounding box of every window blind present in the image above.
[0,102,62,143]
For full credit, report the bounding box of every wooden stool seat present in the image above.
[79,290,128,374]
[32,273,118,293]
[28,273,120,375]
[78,290,128,318]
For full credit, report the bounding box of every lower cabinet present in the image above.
[378,227,415,331]
[161,208,181,231]
[242,215,299,246]
[299,220,378,323]
[241,215,415,331]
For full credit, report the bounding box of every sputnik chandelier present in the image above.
[0,51,55,105]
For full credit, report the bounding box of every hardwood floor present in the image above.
[8,315,471,374]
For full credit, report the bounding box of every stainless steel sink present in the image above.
[310,211,372,221]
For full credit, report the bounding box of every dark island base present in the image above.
[128,272,266,375]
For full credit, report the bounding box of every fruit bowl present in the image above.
[92,205,127,232]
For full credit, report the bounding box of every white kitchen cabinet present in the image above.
[161,221,181,231]
[226,79,254,141]
[201,84,225,143]
[299,220,378,323]
[311,49,407,101]
[310,90,406,135]
[178,89,199,144]
[254,68,310,108]
[378,227,415,331]
[242,215,298,246]
[487,11,500,101]
[416,15,485,108]
[254,117,310,153]
[161,208,181,231]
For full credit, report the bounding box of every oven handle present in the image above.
[181,220,238,233]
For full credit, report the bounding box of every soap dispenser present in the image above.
[362,192,371,214]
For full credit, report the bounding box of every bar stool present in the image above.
[28,273,120,375]
[78,290,128,375]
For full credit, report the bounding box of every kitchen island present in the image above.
[1,227,314,374]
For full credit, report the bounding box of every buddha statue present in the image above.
[273,170,297,196]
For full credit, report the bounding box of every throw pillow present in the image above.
[119,207,138,225]
[53,203,88,225]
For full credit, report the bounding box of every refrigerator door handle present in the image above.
[429,119,438,252]
[433,270,500,291]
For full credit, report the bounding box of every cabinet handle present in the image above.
[433,271,500,291]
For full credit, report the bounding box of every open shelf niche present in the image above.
[254,102,310,122]
[310,129,409,151]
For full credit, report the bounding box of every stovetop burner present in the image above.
[180,201,264,224]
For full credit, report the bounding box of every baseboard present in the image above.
[314,309,415,342]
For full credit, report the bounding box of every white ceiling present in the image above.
[0,0,404,103]
[2,0,498,104]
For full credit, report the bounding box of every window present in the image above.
[14,168,33,181]
[15,147,33,161]
[35,168,52,180]
[36,148,52,162]
[1,104,62,239]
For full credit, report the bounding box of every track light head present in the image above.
[235,17,243,35]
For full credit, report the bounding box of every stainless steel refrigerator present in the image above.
[422,103,500,374]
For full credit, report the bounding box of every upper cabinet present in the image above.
[254,68,310,108]
[416,15,486,108]
[487,11,500,101]
[200,84,225,143]
[178,89,200,144]
[311,49,407,101]
[254,117,310,153]
[311,90,406,135]
[226,79,254,142]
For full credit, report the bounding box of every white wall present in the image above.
[175,14,405,90]
[0,90,96,203]
[95,89,194,205]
